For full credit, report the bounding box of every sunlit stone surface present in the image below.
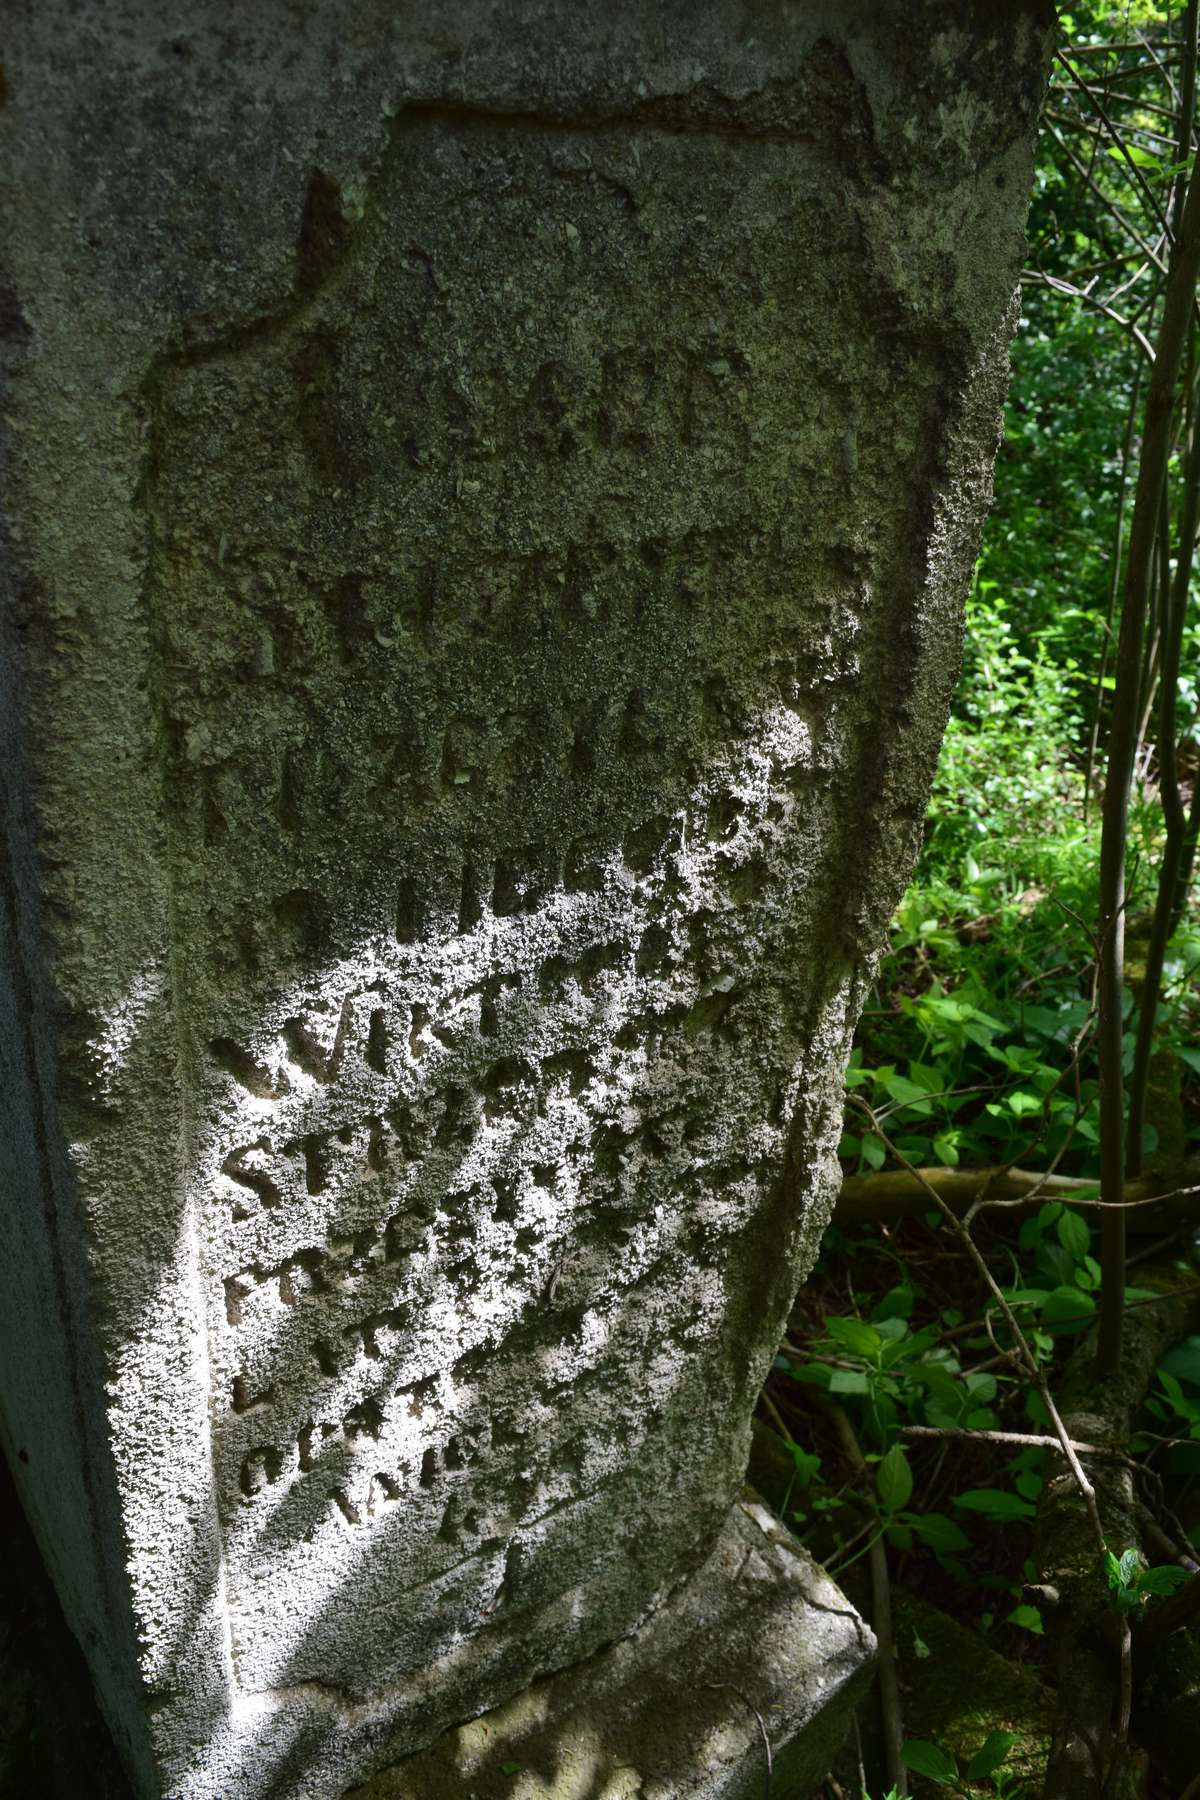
[0,4,1050,1796]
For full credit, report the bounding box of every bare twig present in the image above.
[1056,49,1176,241]
[1020,267,1156,360]
[1137,1505,1200,1573]
[900,1425,1126,1457]
[833,1161,1199,1226]
[1115,1616,1133,1768]
[1127,338,1200,1173]
[760,1388,795,1446]
[1045,122,1170,274]
[1046,103,1179,153]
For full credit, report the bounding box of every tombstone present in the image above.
[0,4,1051,1796]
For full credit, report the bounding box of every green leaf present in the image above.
[904,1510,971,1553]
[861,1133,887,1171]
[900,1740,959,1785]
[877,1445,913,1514]
[1118,1547,1142,1588]
[881,1072,931,1106]
[967,1730,1019,1779]
[908,1363,964,1412]
[826,1317,883,1357]
[1005,1604,1044,1636]
[1106,142,1160,168]
[1161,1337,1200,1388]
[953,1488,1035,1523]
[829,1368,870,1396]
[784,1361,833,1389]
[905,1061,946,1094]
[1041,1286,1095,1335]
[789,1445,822,1485]
[873,1284,916,1323]
[1137,1565,1192,1597]
[932,1131,960,1165]
[1055,1206,1090,1260]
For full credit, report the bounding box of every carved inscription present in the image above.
[138,104,944,1689]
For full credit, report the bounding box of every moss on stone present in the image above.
[890,1592,1053,1791]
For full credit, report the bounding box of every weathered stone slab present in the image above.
[0,5,1050,1797]
[347,1495,875,1800]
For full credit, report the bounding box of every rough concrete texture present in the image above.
[0,4,1051,1797]
[347,1495,874,1800]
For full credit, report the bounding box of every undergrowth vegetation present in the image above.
[762,7,1200,1797]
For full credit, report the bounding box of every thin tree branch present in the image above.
[1096,140,1200,1376]
[1086,362,1145,818]
[1020,268,1156,359]
[1127,357,1200,1173]
[900,1425,1126,1456]
[1045,122,1170,275]
[1055,50,1175,241]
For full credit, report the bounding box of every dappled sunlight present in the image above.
[0,6,1050,1779]
[187,686,847,1701]
[83,643,863,1796]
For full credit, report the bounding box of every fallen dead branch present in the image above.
[833,1163,1199,1233]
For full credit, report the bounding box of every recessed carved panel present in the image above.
[143,109,940,1695]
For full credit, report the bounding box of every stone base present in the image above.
[347,1495,874,1800]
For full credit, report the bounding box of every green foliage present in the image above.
[844,531,1200,1177]
[784,1302,1002,1467]
[1003,1604,1044,1636]
[808,20,1200,1795]
[841,576,1113,1175]
[1136,1343,1200,1474]
[839,0,1200,1181]
[896,1729,1020,1795]
[901,1740,961,1786]
[1104,1544,1191,1611]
